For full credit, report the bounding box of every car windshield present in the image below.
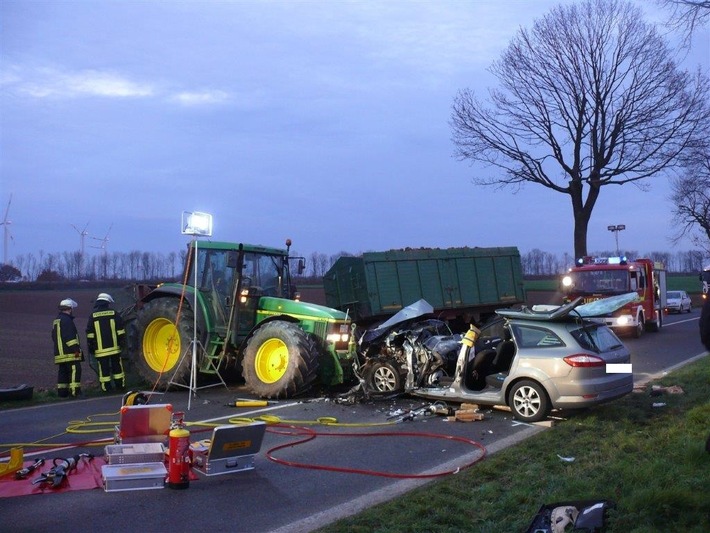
[667,291,681,299]
[570,323,624,353]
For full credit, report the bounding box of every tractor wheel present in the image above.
[366,362,403,393]
[242,321,320,399]
[131,298,196,387]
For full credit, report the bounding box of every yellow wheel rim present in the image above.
[143,318,181,373]
[255,338,288,384]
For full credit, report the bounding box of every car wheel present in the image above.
[509,380,549,422]
[366,361,402,393]
[687,303,692,313]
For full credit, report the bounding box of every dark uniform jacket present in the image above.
[52,312,82,364]
[700,298,710,352]
[86,301,126,357]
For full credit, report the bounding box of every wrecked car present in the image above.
[355,295,635,422]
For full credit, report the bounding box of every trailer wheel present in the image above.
[131,298,196,387]
[242,321,319,399]
[366,362,403,393]
[509,380,549,422]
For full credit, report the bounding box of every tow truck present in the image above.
[561,256,666,338]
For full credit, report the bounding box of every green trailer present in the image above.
[323,246,526,327]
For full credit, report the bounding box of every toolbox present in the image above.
[102,462,167,492]
[191,422,266,476]
[115,403,173,444]
[105,443,166,465]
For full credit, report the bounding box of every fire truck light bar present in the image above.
[577,256,628,266]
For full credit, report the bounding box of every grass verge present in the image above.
[316,356,710,533]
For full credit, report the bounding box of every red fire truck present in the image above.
[561,256,666,338]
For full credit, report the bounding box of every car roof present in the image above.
[495,292,638,322]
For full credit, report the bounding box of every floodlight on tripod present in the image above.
[170,211,225,409]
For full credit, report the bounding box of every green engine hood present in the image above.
[259,297,350,321]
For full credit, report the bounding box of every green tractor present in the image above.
[124,240,355,398]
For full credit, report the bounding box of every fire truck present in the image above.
[561,256,666,338]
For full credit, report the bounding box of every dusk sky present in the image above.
[1,0,709,267]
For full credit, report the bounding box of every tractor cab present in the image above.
[184,241,301,338]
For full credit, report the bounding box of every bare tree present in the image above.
[670,150,710,253]
[657,0,710,45]
[451,0,710,258]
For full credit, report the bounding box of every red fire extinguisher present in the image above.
[167,411,191,490]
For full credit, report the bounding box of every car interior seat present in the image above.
[484,339,517,389]
[467,347,496,390]
[491,340,516,373]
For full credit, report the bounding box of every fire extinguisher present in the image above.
[167,411,191,490]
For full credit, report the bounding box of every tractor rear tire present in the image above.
[131,298,196,387]
[242,321,320,399]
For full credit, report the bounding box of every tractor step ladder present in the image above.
[200,334,226,374]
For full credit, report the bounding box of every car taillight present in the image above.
[563,354,605,367]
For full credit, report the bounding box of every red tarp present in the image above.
[1,457,199,498]
[0,457,106,498]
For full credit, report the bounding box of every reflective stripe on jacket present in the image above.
[86,307,126,358]
[52,312,82,364]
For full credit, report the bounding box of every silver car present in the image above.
[360,296,635,422]
[665,290,692,314]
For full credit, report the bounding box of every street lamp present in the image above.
[607,224,626,256]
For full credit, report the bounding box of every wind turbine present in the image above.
[91,224,113,279]
[71,222,90,257]
[91,223,112,251]
[0,194,13,264]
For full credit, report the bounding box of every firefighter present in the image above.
[52,298,83,398]
[86,293,126,393]
[700,297,710,353]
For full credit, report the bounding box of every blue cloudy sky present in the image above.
[1,0,708,265]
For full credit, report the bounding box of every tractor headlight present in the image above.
[327,333,350,343]
[327,324,350,347]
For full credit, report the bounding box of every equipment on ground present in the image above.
[560,256,666,338]
[0,448,24,478]
[167,412,190,490]
[15,458,44,480]
[122,239,355,399]
[323,246,525,328]
[32,454,93,488]
[191,422,266,476]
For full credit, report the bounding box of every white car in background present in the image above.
[665,290,692,314]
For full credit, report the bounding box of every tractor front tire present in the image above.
[131,298,195,388]
[242,321,320,399]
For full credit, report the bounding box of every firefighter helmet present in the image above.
[59,298,78,309]
[97,293,114,303]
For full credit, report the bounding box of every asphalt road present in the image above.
[0,311,706,533]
